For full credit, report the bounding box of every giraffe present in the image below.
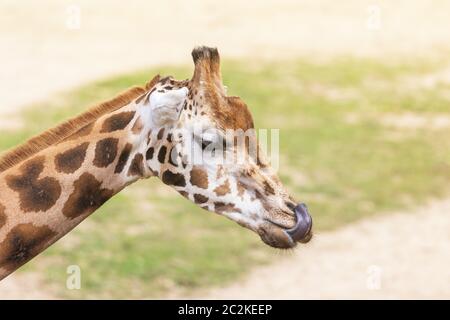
[0,47,312,281]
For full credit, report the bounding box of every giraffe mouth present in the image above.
[259,203,313,249]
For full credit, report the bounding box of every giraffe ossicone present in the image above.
[0,46,312,281]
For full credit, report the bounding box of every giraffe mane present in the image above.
[0,74,161,173]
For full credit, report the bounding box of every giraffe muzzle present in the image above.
[285,203,313,243]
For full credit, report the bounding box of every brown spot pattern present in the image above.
[214,202,241,214]
[162,170,186,187]
[6,156,61,213]
[194,194,209,204]
[0,203,6,229]
[157,128,165,140]
[54,142,89,174]
[62,173,114,219]
[190,166,209,189]
[158,146,167,163]
[146,147,155,160]
[128,153,144,177]
[93,138,119,168]
[114,143,133,174]
[214,180,231,196]
[178,191,189,198]
[0,224,56,272]
[100,111,135,133]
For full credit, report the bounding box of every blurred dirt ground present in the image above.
[0,0,449,299]
[194,199,450,300]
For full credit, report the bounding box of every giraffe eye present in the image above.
[196,130,226,152]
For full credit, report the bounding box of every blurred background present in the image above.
[0,0,449,299]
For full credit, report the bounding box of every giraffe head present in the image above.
[142,47,312,249]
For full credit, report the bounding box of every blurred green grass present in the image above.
[1,56,450,298]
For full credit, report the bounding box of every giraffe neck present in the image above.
[0,98,154,280]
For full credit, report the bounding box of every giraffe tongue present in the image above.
[285,203,312,243]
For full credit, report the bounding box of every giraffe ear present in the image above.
[148,87,188,127]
